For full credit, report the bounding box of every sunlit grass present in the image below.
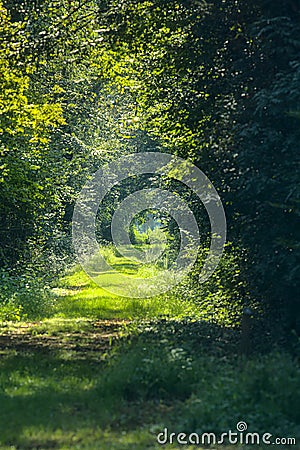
[52,255,200,321]
[1,247,299,449]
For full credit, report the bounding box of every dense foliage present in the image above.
[100,0,300,332]
[0,0,299,336]
[0,4,299,448]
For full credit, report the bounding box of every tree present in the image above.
[99,0,300,332]
[0,1,64,266]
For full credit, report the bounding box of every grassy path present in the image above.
[0,263,202,450]
[0,260,299,449]
[0,319,126,359]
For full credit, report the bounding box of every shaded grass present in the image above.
[0,255,299,449]
[0,319,299,449]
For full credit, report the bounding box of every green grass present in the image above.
[0,251,299,449]
[0,320,299,449]
[51,265,200,321]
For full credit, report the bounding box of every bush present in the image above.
[0,268,55,320]
[98,327,300,439]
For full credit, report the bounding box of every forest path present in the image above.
[0,318,128,361]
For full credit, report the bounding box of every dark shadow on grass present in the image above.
[1,320,299,449]
[0,353,114,448]
[110,262,140,274]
